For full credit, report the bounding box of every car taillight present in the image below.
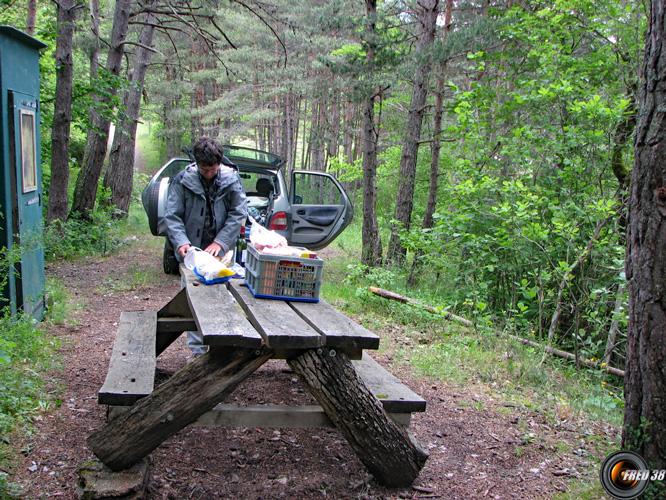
[269,211,288,231]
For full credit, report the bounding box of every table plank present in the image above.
[182,268,262,348]
[99,311,157,405]
[228,281,324,349]
[352,353,426,413]
[289,300,380,350]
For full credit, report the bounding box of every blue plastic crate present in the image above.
[245,245,323,302]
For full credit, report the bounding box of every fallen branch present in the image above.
[368,286,624,378]
[369,287,473,328]
[507,335,624,377]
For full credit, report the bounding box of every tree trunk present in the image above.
[326,91,340,164]
[387,0,440,265]
[104,12,156,217]
[88,0,99,79]
[310,97,326,170]
[70,0,132,218]
[26,0,36,34]
[343,100,354,164]
[603,283,625,365]
[361,0,382,267]
[163,63,182,158]
[422,0,452,231]
[622,0,666,469]
[407,0,452,287]
[47,0,78,223]
[301,99,309,169]
[288,349,428,486]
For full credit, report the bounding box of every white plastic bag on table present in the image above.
[184,247,238,285]
[249,220,287,251]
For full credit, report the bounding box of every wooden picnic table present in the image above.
[88,266,428,487]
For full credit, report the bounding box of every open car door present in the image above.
[288,171,353,250]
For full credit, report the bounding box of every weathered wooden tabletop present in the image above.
[180,266,380,354]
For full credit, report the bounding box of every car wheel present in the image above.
[163,239,180,275]
[144,180,161,236]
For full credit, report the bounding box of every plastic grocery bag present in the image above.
[249,220,287,251]
[184,247,239,285]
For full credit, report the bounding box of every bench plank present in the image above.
[228,281,324,349]
[182,268,262,348]
[289,300,380,350]
[98,311,157,406]
[109,404,411,427]
[353,353,426,413]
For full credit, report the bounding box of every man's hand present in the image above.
[204,242,223,257]
[177,243,191,257]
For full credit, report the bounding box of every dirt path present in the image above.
[11,238,614,498]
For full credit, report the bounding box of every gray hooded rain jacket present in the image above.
[164,164,248,261]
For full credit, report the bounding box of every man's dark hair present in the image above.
[192,137,224,166]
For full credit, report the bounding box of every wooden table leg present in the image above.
[288,348,428,487]
[156,288,193,356]
[87,347,272,471]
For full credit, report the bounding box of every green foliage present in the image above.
[43,205,120,261]
[0,308,61,497]
[0,310,59,470]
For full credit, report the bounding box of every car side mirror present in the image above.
[294,194,303,204]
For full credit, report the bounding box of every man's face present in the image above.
[198,163,219,180]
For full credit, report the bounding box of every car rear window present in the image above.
[157,159,191,182]
[238,171,279,197]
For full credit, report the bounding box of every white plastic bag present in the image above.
[249,222,287,251]
[184,247,237,285]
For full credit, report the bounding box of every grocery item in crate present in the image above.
[261,245,318,258]
[244,244,323,302]
[184,247,239,285]
[248,220,287,251]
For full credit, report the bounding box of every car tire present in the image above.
[144,180,161,236]
[163,239,180,275]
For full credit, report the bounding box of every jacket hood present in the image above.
[179,163,240,196]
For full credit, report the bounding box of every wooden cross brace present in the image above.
[87,347,428,487]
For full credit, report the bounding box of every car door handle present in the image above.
[297,209,306,215]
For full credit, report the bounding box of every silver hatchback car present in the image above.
[141,145,354,274]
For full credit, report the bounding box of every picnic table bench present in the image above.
[88,266,428,487]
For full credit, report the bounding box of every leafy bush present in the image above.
[0,313,59,432]
[43,203,123,261]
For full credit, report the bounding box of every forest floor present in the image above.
[11,236,617,499]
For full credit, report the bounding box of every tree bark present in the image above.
[603,283,625,365]
[47,0,78,223]
[288,349,428,486]
[343,100,354,164]
[361,0,382,267]
[104,10,156,216]
[163,63,182,158]
[407,0,452,286]
[310,97,326,170]
[387,0,440,265]
[70,0,133,218]
[88,348,272,471]
[26,0,36,34]
[622,0,666,469]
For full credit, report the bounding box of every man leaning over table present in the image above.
[164,137,248,358]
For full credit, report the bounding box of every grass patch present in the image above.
[0,310,62,498]
[44,278,83,326]
[409,330,623,425]
[99,261,161,294]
